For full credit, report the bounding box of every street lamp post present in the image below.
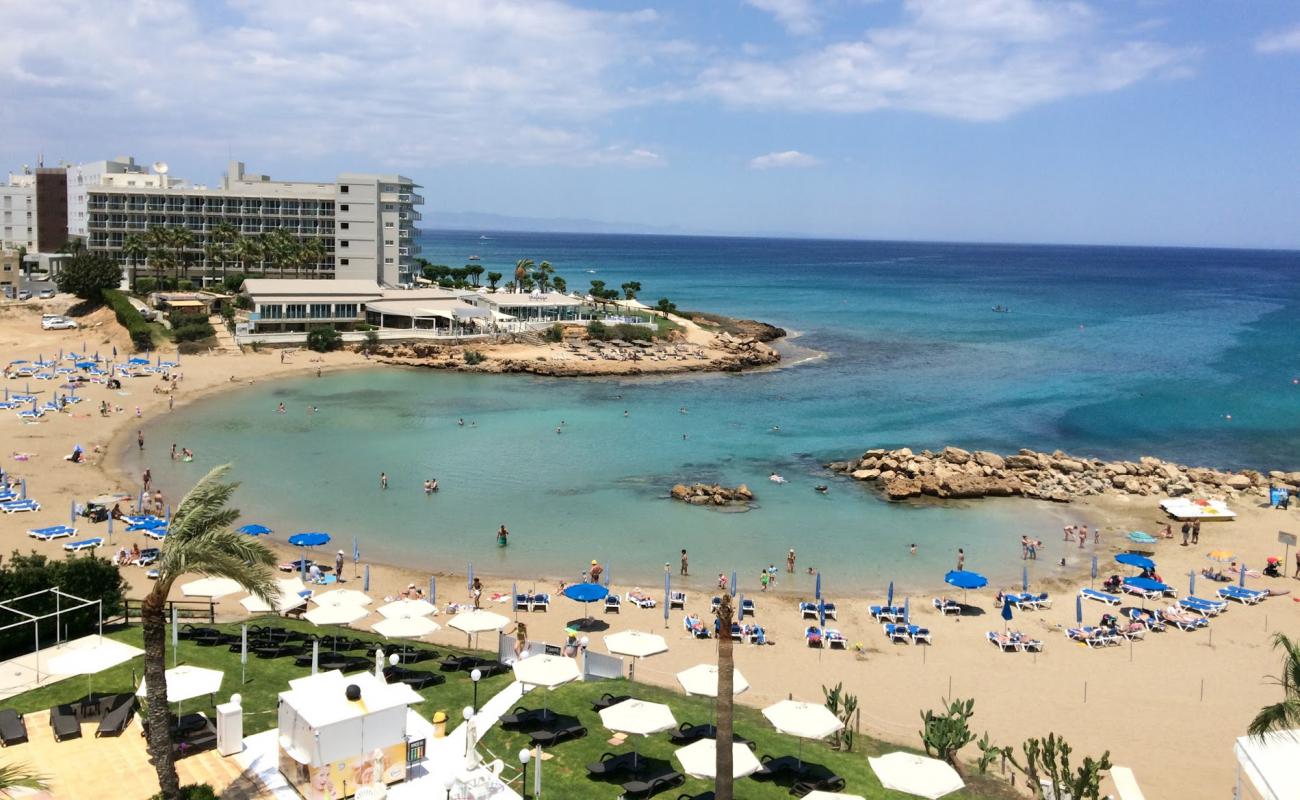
[470,667,482,714]
[518,748,531,799]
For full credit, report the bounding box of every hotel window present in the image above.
[309,303,331,318]
[340,185,349,193]
[384,221,394,228]
[336,303,358,317]
[340,240,349,248]
[259,304,284,319]
[384,239,394,245]
[385,257,394,263]
[340,258,349,265]
[340,204,349,211]
[340,222,349,230]
[285,304,308,319]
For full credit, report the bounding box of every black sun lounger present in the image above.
[620,768,686,799]
[383,665,446,690]
[668,723,755,750]
[592,692,636,711]
[529,718,587,747]
[585,751,645,779]
[0,709,28,746]
[790,770,847,797]
[95,694,137,737]
[50,704,81,741]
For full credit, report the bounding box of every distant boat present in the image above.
[468,255,481,261]
[587,269,597,274]
[992,305,1010,313]
[479,235,492,240]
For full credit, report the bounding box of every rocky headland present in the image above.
[826,446,1298,503]
[670,482,755,508]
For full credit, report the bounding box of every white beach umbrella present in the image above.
[511,653,581,689]
[304,604,369,627]
[47,639,141,696]
[312,589,373,607]
[673,738,762,780]
[240,579,310,614]
[802,793,866,800]
[180,577,243,599]
[604,630,668,659]
[136,665,224,703]
[599,699,677,737]
[377,598,437,619]
[868,752,965,800]
[675,664,750,698]
[372,616,441,639]
[762,700,844,768]
[448,609,509,647]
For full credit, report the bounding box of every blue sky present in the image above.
[2,1,1299,248]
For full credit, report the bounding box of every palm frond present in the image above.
[1248,633,1300,740]
[0,760,50,794]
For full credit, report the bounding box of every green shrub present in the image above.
[234,294,253,310]
[177,280,195,291]
[54,250,121,301]
[133,277,157,294]
[150,784,218,800]
[543,323,564,343]
[612,323,652,341]
[222,273,247,293]
[104,289,155,352]
[172,318,216,343]
[463,349,486,365]
[306,326,343,353]
[586,320,608,340]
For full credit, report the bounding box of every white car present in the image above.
[41,317,78,330]
[37,289,55,299]
[17,290,31,301]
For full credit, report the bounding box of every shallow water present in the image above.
[133,234,1300,594]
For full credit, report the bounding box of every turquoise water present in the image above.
[132,234,1300,593]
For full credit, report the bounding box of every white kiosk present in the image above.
[277,670,423,800]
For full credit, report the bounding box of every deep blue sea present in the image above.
[135,233,1300,593]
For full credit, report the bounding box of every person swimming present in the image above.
[814,485,828,493]
[769,472,787,484]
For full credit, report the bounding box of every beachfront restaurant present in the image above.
[364,297,491,333]
[243,278,381,334]
[471,291,587,325]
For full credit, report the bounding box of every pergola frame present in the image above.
[0,586,104,684]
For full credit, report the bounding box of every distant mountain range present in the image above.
[421,210,688,236]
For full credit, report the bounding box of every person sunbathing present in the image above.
[685,615,705,635]
[627,589,656,607]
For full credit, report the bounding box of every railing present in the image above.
[120,597,215,626]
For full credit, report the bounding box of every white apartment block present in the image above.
[0,173,37,251]
[66,156,152,239]
[86,161,422,286]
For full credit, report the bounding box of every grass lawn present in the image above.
[478,679,1017,800]
[5,616,516,736]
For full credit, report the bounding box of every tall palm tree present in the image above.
[234,235,264,278]
[535,261,554,292]
[513,258,534,294]
[141,465,276,800]
[167,227,194,286]
[0,761,49,794]
[301,237,327,278]
[715,593,735,800]
[123,233,149,288]
[1249,633,1300,738]
[145,226,173,285]
[209,222,240,283]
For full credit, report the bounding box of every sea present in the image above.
[132,233,1300,595]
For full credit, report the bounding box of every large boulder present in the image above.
[1005,454,1039,470]
[941,446,971,465]
[735,484,753,500]
[851,468,881,481]
[973,451,1005,470]
[1054,458,1086,474]
[1223,474,1252,491]
[884,477,922,500]
[670,484,690,500]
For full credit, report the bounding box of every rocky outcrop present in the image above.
[671,483,755,508]
[827,446,1288,504]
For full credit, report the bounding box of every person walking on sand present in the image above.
[680,549,689,576]
[1191,520,1201,545]
[1294,551,1300,578]
[137,430,145,451]
[380,472,388,490]
[1181,521,1191,547]
[471,577,483,609]
[956,548,965,571]
[589,560,603,584]
[787,548,797,573]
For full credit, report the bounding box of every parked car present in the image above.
[17,290,31,301]
[41,317,78,330]
[37,289,55,299]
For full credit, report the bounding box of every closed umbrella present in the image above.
[1001,599,1014,631]
[1188,570,1196,596]
[869,752,965,799]
[1021,565,1028,592]
[600,699,676,770]
[886,581,894,609]
[762,699,844,769]
[674,738,762,780]
[1075,594,1083,625]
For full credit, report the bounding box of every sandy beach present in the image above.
[3,299,1298,799]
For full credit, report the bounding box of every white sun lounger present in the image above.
[1080,588,1121,606]
[28,525,78,541]
[63,537,103,552]
[2,499,41,513]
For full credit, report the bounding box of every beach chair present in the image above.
[1178,597,1225,617]
[799,602,819,619]
[1,499,41,513]
[1079,588,1121,606]
[987,631,1019,652]
[869,604,900,622]
[383,665,445,690]
[740,597,756,617]
[604,594,621,614]
[804,627,824,648]
[669,590,686,610]
[1159,608,1208,631]
[592,693,636,712]
[529,718,587,748]
[824,629,846,649]
[514,593,532,612]
[883,623,910,644]
[620,768,686,799]
[0,709,28,746]
[50,704,81,741]
[683,616,709,639]
[820,602,837,620]
[531,593,550,611]
[141,527,168,540]
[62,537,103,552]
[932,597,961,616]
[907,625,932,645]
[711,596,723,613]
[1009,632,1044,652]
[95,694,137,737]
[27,524,77,541]
[586,751,643,779]
[1067,627,1116,648]
[1218,586,1266,605]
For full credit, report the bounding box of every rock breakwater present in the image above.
[670,482,755,508]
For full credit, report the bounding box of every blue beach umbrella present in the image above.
[730,570,737,597]
[237,524,272,536]
[288,532,330,547]
[107,514,113,540]
[604,563,612,588]
[562,582,609,627]
[737,592,745,622]
[1115,553,1155,571]
[814,572,822,600]
[1090,555,1098,580]
[467,562,474,592]
[818,598,826,630]
[165,505,171,528]
[512,582,518,613]
[364,564,370,592]
[886,581,894,609]
[1188,570,1196,596]
[21,479,26,499]
[428,577,436,606]
[301,556,307,581]
[1075,594,1083,625]
[75,361,95,370]
[352,537,360,568]
[1124,577,1170,594]
[1022,565,1028,592]
[1001,598,1014,630]
[70,500,76,525]
[944,570,987,604]
[903,597,910,625]
[663,572,670,626]
[1239,563,1247,587]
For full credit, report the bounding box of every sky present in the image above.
[2,0,1299,249]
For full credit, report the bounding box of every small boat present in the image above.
[479,235,492,240]
[587,269,597,274]
[468,255,481,261]
[992,305,1010,313]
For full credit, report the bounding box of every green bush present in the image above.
[234,294,253,310]
[586,320,608,339]
[133,277,157,294]
[306,326,343,352]
[104,289,155,352]
[0,551,127,661]
[54,250,122,301]
[543,323,564,343]
[612,323,653,341]
[150,784,218,800]
[172,318,216,343]
[463,349,486,365]
[222,273,247,293]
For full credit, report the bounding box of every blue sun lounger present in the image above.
[1178,596,1228,616]
[1009,592,1052,609]
[28,525,78,541]
[1067,627,1118,647]
[1217,585,1266,604]
[16,409,43,420]
[883,623,911,644]
[1,499,41,513]
[63,537,103,552]
[906,624,932,644]
[932,597,962,615]
[740,598,756,616]
[1079,588,1121,606]
[669,591,687,609]
[141,527,168,540]
[869,604,905,622]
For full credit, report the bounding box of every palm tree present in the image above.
[715,594,735,800]
[535,261,554,292]
[166,227,194,287]
[467,265,484,287]
[208,222,240,283]
[123,233,149,288]
[513,258,534,294]
[141,465,277,800]
[1249,633,1300,738]
[145,226,173,285]
[486,271,502,292]
[552,276,567,294]
[301,237,327,278]
[0,761,49,794]
[234,235,264,278]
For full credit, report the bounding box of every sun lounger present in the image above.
[2,499,41,513]
[586,751,644,779]
[532,593,550,611]
[514,593,531,612]
[605,594,621,613]
[711,596,722,613]
[1178,596,1227,617]
[28,524,77,540]
[1218,586,1266,604]
[1067,627,1117,647]
[95,694,137,737]
[987,631,1019,652]
[1080,588,1121,606]
[626,593,656,608]
[592,693,635,711]
[0,709,28,746]
[621,768,686,799]
[824,629,847,648]
[1127,608,1166,632]
[932,597,961,615]
[500,707,555,731]
[50,704,81,741]
[791,770,847,797]
[1159,608,1208,631]
[740,598,756,616]
[1010,632,1044,652]
[62,537,103,552]
[804,626,824,648]
[253,641,305,658]
[141,527,168,540]
[529,718,587,747]
[869,604,904,622]
[883,623,911,644]
[1014,592,1052,609]
[907,624,932,645]
[669,591,686,609]
[383,665,445,690]
[755,754,808,780]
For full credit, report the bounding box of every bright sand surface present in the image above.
[2,301,1299,799]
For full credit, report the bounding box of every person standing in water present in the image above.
[956,548,965,571]
[680,549,689,576]
[497,524,509,547]
[787,548,796,573]
[380,472,388,490]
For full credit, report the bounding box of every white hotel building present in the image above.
[86,161,422,286]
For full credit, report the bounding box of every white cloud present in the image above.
[746,0,822,36]
[749,150,822,169]
[1256,24,1300,54]
[0,0,667,168]
[702,0,1193,121]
